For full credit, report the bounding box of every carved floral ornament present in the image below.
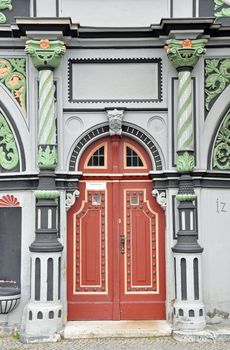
[165,39,207,69]
[205,58,230,112]
[0,0,12,24]
[25,39,66,70]
[213,113,230,170]
[0,112,19,171]
[214,0,230,17]
[0,58,26,115]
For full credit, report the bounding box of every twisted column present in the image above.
[177,70,193,151]
[165,38,207,330]
[38,69,55,145]
[23,40,66,342]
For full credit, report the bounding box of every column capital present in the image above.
[25,39,66,70]
[165,39,207,70]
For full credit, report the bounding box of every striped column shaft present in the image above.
[177,70,193,151]
[38,69,56,145]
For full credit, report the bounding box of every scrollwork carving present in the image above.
[0,113,19,170]
[0,0,12,24]
[213,113,230,170]
[152,189,167,209]
[205,58,230,112]
[214,0,230,17]
[65,189,80,210]
[0,58,26,114]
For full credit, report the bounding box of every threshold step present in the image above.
[63,320,172,339]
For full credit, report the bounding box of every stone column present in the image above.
[165,39,207,330]
[21,40,66,342]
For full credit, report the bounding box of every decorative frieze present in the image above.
[0,0,12,24]
[213,113,230,170]
[205,58,230,112]
[0,58,26,115]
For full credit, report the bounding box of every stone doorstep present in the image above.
[173,321,230,342]
[63,320,172,339]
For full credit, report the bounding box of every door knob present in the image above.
[120,235,126,254]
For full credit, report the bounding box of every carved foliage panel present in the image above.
[0,58,26,116]
[205,58,230,116]
[212,112,230,170]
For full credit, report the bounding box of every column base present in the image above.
[22,302,63,341]
[173,302,206,330]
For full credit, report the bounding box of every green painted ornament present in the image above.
[25,39,66,70]
[38,145,58,170]
[176,193,197,201]
[176,151,195,173]
[165,39,207,70]
[34,190,60,200]
[213,113,230,170]
[0,0,12,24]
[0,113,19,170]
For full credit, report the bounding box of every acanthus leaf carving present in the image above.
[213,113,230,170]
[0,58,26,115]
[214,0,230,17]
[0,113,19,171]
[0,0,12,24]
[205,58,230,112]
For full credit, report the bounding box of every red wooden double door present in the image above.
[67,136,166,320]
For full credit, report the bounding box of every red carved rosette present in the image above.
[0,195,20,207]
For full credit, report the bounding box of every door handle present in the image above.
[120,235,126,254]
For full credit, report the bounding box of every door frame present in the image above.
[66,134,167,321]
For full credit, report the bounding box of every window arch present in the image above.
[84,142,107,169]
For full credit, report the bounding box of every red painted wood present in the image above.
[119,182,166,320]
[67,136,166,320]
[81,210,101,285]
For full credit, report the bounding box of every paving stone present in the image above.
[1,337,230,350]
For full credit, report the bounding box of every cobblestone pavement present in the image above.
[1,337,230,350]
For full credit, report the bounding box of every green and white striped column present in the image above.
[24,40,66,341]
[38,69,56,145]
[25,39,66,170]
[177,69,193,152]
[166,39,207,172]
[165,39,207,331]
